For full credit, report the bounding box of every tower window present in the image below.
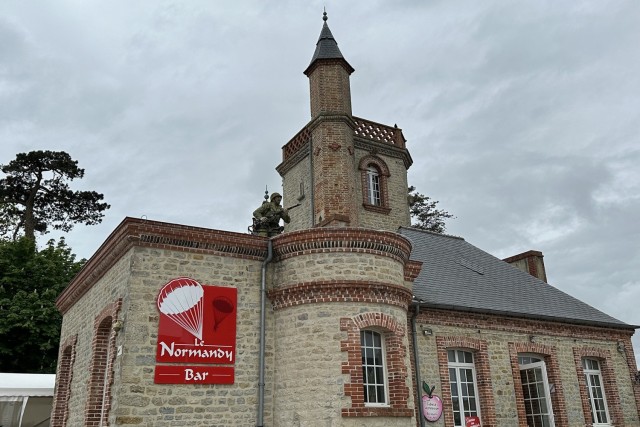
[358,155,390,213]
[366,167,381,206]
[361,329,388,406]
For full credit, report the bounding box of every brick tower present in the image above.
[269,12,421,426]
[278,12,413,232]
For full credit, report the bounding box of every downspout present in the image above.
[412,300,426,427]
[309,136,315,226]
[257,238,273,427]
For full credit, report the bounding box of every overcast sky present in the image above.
[2,1,639,364]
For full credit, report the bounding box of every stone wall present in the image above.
[281,149,313,232]
[112,246,266,426]
[56,251,131,426]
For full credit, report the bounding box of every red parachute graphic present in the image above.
[157,277,204,340]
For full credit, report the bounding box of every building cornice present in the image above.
[56,218,267,314]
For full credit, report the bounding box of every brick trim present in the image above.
[417,308,635,342]
[404,260,423,282]
[619,338,640,420]
[508,342,568,427]
[51,335,77,427]
[573,347,623,426]
[268,280,413,310]
[84,299,122,427]
[271,227,413,264]
[57,218,267,313]
[435,336,497,427]
[354,138,413,170]
[340,313,413,418]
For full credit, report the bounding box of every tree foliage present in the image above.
[408,186,454,233]
[0,237,84,373]
[0,150,110,240]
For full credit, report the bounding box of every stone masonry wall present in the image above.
[271,302,415,427]
[282,150,313,232]
[267,227,417,426]
[113,246,267,426]
[414,309,639,427]
[57,251,132,426]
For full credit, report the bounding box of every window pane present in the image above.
[448,350,456,362]
[364,331,373,347]
[368,385,376,402]
[374,348,383,365]
[373,332,381,347]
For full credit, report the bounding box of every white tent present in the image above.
[0,373,55,427]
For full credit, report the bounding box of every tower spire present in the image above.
[304,10,354,76]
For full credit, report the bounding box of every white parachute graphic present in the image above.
[157,277,204,340]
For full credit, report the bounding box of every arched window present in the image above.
[85,317,113,426]
[518,354,555,427]
[51,336,77,427]
[361,329,388,406]
[582,358,610,425]
[447,349,481,426]
[341,313,412,417]
[365,167,381,206]
[85,299,121,427]
[358,155,390,213]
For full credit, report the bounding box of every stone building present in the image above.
[52,14,640,427]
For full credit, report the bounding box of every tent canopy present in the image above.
[0,373,55,397]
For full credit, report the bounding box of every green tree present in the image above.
[408,186,454,233]
[0,150,110,241]
[0,237,84,373]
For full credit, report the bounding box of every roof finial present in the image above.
[323,8,328,22]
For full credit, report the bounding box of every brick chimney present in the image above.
[503,250,548,283]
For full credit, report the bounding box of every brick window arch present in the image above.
[358,155,391,214]
[85,299,121,427]
[508,342,568,427]
[340,312,412,417]
[573,347,623,426]
[51,335,77,427]
[436,336,496,427]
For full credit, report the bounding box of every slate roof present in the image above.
[399,227,633,330]
[304,13,354,75]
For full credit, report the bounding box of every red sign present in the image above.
[155,278,237,384]
[154,365,234,384]
[465,416,481,427]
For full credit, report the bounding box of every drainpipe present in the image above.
[257,239,273,427]
[412,300,426,427]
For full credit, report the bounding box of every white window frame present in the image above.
[583,358,611,426]
[360,329,389,407]
[366,167,381,206]
[447,349,481,427]
[518,354,555,427]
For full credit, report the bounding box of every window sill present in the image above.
[363,204,391,215]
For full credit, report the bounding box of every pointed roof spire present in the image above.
[304,11,354,76]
